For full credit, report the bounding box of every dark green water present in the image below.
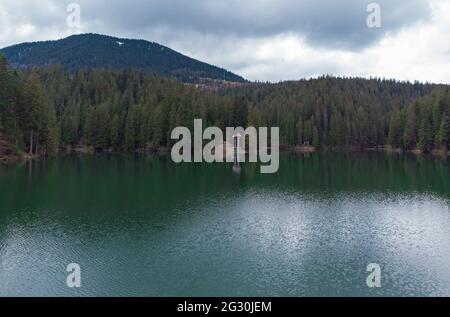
[1,153,450,296]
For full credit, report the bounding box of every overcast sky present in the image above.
[0,0,449,83]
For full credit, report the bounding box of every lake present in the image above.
[1,153,450,296]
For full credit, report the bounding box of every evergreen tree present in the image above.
[418,108,433,152]
[110,114,121,150]
[87,104,110,150]
[387,110,402,148]
[403,104,418,150]
[232,97,249,127]
[23,71,57,155]
[312,125,320,147]
[0,54,19,141]
[125,105,138,152]
[152,104,165,147]
[436,114,450,149]
[248,105,263,128]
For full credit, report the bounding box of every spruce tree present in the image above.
[23,71,56,155]
[436,114,450,149]
[418,109,433,152]
[125,105,137,152]
[110,114,121,150]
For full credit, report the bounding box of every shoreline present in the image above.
[2,144,450,165]
[282,145,450,157]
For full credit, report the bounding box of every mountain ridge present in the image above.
[0,33,245,84]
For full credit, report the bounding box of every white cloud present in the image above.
[158,0,449,83]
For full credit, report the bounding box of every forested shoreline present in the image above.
[1,53,450,161]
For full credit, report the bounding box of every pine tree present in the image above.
[303,119,313,145]
[312,125,320,147]
[403,104,418,150]
[61,104,80,146]
[151,104,165,147]
[296,118,303,145]
[0,54,9,131]
[436,114,450,149]
[232,97,249,127]
[0,54,18,140]
[418,108,433,152]
[125,105,138,152]
[110,114,121,150]
[23,71,57,155]
[284,112,296,145]
[248,105,263,128]
[87,104,110,150]
[387,110,402,148]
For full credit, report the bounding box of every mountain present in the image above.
[0,33,245,84]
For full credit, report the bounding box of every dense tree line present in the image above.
[1,53,449,157]
[223,78,441,148]
[34,64,246,152]
[387,88,450,151]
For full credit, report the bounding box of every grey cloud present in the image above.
[75,0,430,50]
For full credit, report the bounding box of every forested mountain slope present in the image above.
[0,33,245,84]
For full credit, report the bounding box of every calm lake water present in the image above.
[1,153,450,296]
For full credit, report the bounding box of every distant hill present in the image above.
[0,33,245,84]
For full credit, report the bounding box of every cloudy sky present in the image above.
[0,0,449,83]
